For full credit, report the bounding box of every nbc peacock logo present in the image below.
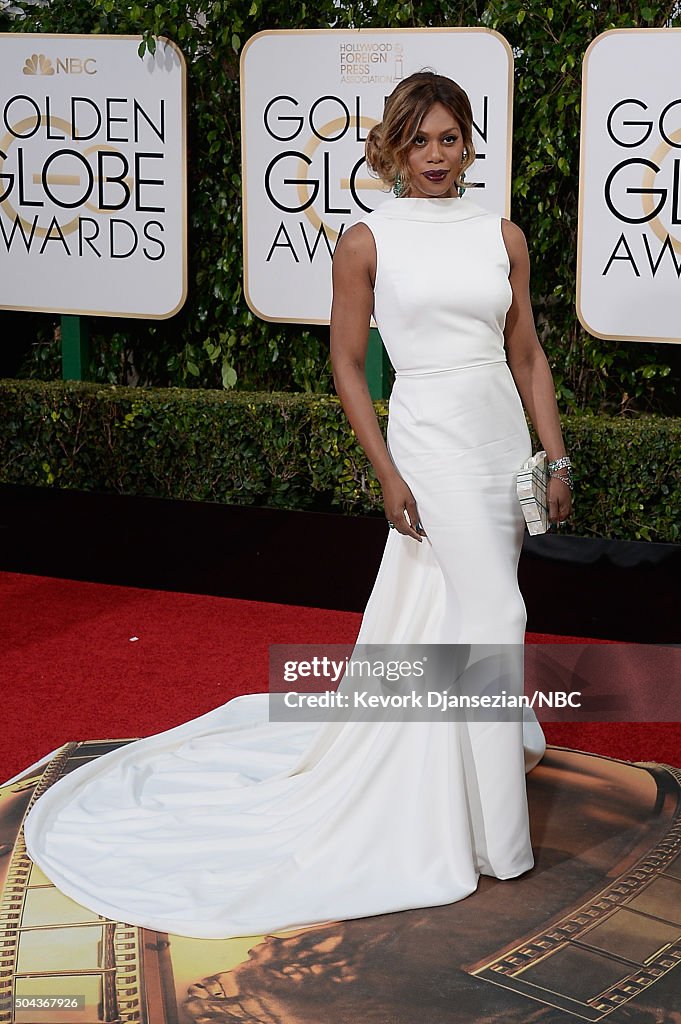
[23,53,55,76]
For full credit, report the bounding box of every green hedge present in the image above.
[1,379,679,542]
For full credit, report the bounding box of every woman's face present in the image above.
[405,101,465,199]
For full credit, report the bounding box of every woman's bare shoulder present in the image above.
[335,221,375,255]
[333,221,376,272]
[500,218,529,270]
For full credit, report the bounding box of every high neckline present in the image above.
[370,194,489,222]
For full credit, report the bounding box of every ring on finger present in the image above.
[387,521,395,529]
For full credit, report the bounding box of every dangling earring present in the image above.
[393,173,405,197]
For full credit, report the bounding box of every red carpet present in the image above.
[3,571,680,782]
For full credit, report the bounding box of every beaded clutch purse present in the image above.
[516,451,549,535]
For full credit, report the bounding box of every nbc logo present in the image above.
[23,53,55,76]
[22,53,97,75]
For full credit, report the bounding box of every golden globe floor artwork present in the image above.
[2,742,681,1024]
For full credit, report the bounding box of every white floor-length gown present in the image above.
[23,193,546,939]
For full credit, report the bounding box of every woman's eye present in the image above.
[413,136,425,146]
[444,135,459,144]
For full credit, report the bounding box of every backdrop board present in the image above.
[0,33,187,319]
[578,29,681,344]
[240,28,513,324]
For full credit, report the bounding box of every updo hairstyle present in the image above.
[365,71,476,195]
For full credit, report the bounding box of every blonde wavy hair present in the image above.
[365,71,476,195]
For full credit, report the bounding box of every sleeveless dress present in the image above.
[23,194,546,940]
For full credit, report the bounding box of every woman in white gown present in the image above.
[23,73,572,940]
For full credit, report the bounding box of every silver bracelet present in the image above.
[548,456,573,491]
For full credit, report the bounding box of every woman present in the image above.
[331,71,571,620]
[326,70,572,875]
[22,72,571,940]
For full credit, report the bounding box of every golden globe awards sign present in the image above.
[0,34,186,318]
[240,28,513,324]
[578,30,681,344]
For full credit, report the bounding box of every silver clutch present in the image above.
[517,451,549,535]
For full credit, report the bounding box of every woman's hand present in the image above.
[548,475,572,528]
[382,471,425,542]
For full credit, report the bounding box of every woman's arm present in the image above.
[501,219,572,525]
[330,224,424,541]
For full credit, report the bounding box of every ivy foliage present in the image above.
[1,378,679,541]
[4,0,681,412]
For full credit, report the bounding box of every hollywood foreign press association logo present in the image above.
[23,53,54,76]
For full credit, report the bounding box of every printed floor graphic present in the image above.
[1,742,681,1024]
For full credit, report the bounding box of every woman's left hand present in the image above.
[548,476,572,528]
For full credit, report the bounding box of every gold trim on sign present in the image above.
[240,27,515,325]
[576,28,681,345]
[0,32,188,320]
